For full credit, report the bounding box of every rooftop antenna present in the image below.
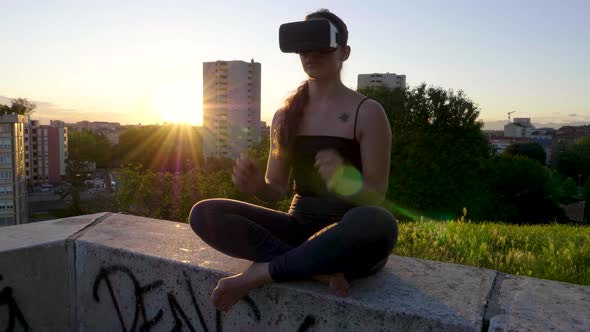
[508,111,516,122]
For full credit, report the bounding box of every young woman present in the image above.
[189,9,398,312]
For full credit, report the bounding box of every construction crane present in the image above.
[507,111,516,122]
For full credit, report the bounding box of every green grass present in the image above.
[394,219,590,286]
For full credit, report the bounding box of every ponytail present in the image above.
[272,80,309,159]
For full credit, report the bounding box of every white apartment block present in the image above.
[202,59,261,159]
[25,119,68,186]
[504,118,536,138]
[358,73,406,90]
[0,114,28,226]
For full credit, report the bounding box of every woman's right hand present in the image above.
[232,153,265,196]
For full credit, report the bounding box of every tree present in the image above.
[115,166,170,218]
[115,164,242,222]
[113,136,292,222]
[175,170,202,222]
[560,177,578,204]
[0,98,36,115]
[359,84,493,220]
[58,159,91,215]
[504,142,546,165]
[487,155,564,223]
[112,125,204,172]
[557,137,590,183]
[114,165,144,214]
[68,129,112,168]
[583,178,590,224]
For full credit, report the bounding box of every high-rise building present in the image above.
[25,119,68,186]
[0,114,28,226]
[203,59,261,158]
[357,73,406,90]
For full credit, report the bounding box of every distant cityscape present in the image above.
[484,118,590,167]
[1,59,589,227]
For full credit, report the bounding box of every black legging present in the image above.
[189,194,398,282]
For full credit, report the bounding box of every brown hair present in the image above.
[272,9,348,159]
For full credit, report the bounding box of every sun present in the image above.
[151,80,202,125]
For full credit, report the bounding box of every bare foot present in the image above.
[312,273,350,297]
[211,262,271,312]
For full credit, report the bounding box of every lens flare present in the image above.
[328,165,363,196]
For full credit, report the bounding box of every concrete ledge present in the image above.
[0,213,107,332]
[0,212,107,252]
[485,274,590,331]
[74,214,495,331]
[1,213,589,331]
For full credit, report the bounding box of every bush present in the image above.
[504,142,546,165]
[486,155,564,224]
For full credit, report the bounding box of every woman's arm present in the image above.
[332,99,392,206]
[254,110,291,204]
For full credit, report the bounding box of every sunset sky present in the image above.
[1,0,588,128]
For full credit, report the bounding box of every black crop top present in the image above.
[290,97,370,197]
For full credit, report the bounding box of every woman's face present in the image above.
[299,46,344,80]
[298,19,350,80]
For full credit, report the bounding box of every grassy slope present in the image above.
[394,220,590,286]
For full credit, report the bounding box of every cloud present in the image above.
[569,113,577,117]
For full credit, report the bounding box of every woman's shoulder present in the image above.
[350,92,389,137]
[345,91,384,115]
[271,108,287,126]
[347,90,383,109]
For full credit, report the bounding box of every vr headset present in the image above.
[279,20,345,53]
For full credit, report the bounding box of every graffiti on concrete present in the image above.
[93,265,164,331]
[93,265,316,332]
[0,274,31,332]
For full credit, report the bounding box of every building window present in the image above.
[0,200,14,210]
[0,216,14,226]
[0,186,13,195]
[0,155,11,164]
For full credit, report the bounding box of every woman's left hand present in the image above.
[315,149,344,191]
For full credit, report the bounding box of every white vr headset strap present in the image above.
[328,21,340,48]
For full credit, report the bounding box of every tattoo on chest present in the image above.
[339,113,350,123]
